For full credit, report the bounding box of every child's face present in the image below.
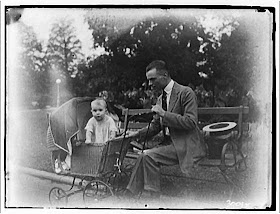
[91,102,106,121]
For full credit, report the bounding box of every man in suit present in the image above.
[126,60,206,198]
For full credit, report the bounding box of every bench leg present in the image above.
[228,139,248,172]
[220,140,247,172]
[220,142,231,171]
[236,145,248,172]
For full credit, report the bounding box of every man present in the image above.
[126,60,206,198]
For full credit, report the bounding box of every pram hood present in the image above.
[47,97,94,153]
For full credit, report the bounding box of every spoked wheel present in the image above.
[109,171,130,195]
[49,187,68,207]
[83,180,114,207]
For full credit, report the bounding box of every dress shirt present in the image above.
[163,80,174,135]
[164,79,174,110]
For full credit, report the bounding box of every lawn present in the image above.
[7,109,53,172]
[5,109,271,209]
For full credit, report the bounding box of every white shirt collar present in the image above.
[164,79,174,94]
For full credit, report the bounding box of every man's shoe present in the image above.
[150,191,161,199]
[123,189,137,199]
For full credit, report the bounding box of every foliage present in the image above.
[12,11,267,121]
[11,22,49,108]
[81,13,248,109]
[47,17,84,98]
[81,14,203,107]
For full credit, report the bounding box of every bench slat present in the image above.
[198,106,249,115]
[122,108,152,115]
[126,151,139,159]
[120,122,148,129]
[123,106,249,115]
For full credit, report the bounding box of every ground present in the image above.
[6,108,270,209]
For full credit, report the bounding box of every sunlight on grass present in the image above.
[7,109,54,172]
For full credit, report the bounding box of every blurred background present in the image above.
[6,8,272,122]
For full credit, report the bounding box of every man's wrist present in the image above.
[134,131,141,141]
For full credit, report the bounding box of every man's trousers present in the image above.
[126,142,179,195]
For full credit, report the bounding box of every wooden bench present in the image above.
[121,106,249,155]
[196,106,250,169]
[120,106,250,199]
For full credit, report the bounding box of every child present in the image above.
[85,98,118,145]
[80,98,118,175]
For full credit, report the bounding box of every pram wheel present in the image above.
[49,187,68,207]
[83,180,114,206]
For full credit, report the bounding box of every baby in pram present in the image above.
[85,97,118,145]
[53,97,119,174]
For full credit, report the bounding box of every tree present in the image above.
[47,17,84,98]
[194,12,266,109]
[123,15,201,86]
[9,22,48,108]
[74,10,266,111]
[83,12,202,104]
[193,13,244,106]
[72,55,110,97]
[85,9,140,53]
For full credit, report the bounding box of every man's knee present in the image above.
[135,151,152,163]
[139,151,151,159]
[141,149,159,163]
[142,149,154,157]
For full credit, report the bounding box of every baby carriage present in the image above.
[46,97,134,207]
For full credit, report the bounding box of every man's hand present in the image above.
[151,104,165,117]
[118,130,139,141]
[125,131,140,142]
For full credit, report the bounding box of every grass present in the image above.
[7,109,53,172]
[6,109,270,209]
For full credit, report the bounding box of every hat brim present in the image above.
[203,122,237,132]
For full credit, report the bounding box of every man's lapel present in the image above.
[168,82,180,112]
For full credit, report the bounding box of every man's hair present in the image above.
[91,97,107,109]
[146,60,169,76]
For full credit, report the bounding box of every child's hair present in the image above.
[91,97,107,109]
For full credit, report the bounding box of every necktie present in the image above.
[162,90,167,111]
[162,90,167,137]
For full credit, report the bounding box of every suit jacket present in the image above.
[138,82,206,174]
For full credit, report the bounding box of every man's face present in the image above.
[146,68,166,91]
[91,103,106,121]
